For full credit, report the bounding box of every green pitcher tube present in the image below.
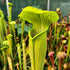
[29,29,47,70]
[7,2,13,23]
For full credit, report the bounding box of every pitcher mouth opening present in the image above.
[28,28,47,40]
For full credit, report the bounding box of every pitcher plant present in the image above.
[19,6,59,70]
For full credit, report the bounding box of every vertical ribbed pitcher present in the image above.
[29,29,47,70]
